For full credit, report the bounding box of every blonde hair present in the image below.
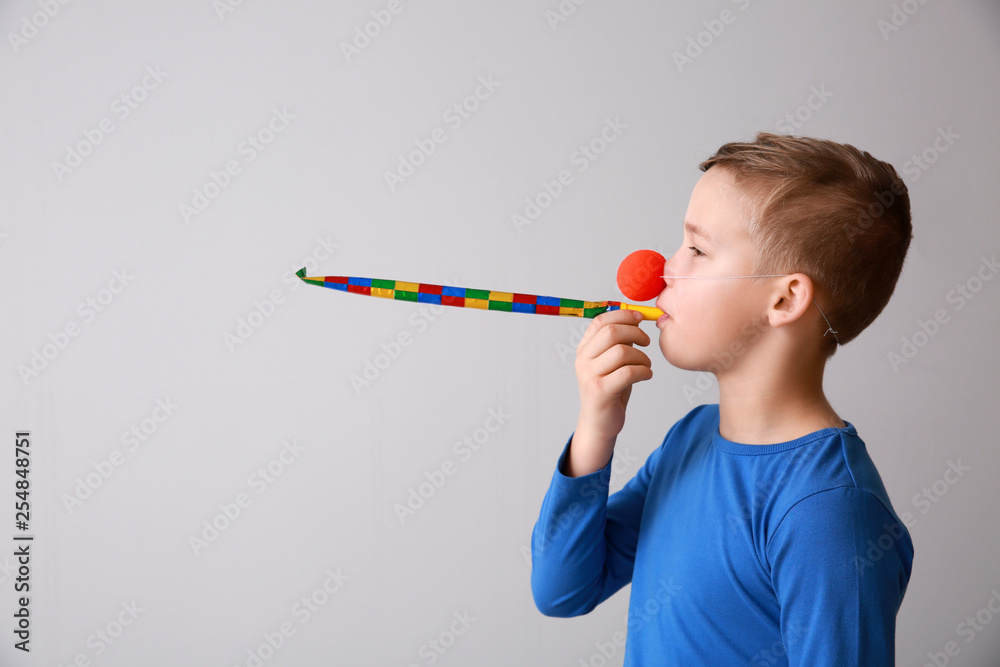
[699,132,912,350]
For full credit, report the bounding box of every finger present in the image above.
[579,322,651,361]
[590,344,652,378]
[578,309,643,349]
[596,322,651,349]
[598,362,654,396]
[579,315,650,354]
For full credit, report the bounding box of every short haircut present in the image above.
[699,132,912,351]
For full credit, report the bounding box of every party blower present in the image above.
[295,249,668,321]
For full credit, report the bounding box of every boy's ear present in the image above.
[766,273,814,330]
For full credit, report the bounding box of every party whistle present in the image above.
[294,267,665,321]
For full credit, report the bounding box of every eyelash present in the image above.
[689,246,705,257]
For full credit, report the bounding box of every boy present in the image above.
[530,132,914,665]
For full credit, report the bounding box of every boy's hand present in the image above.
[567,309,653,477]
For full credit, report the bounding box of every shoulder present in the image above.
[771,425,900,519]
[768,486,913,568]
[772,485,898,538]
[766,486,914,599]
[752,424,911,556]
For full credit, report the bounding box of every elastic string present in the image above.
[660,274,840,345]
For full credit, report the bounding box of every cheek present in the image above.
[662,288,753,347]
[674,288,723,327]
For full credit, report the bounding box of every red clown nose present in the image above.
[617,249,666,301]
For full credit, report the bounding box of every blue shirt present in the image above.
[531,404,913,666]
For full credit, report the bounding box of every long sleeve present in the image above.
[530,435,664,617]
[766,486,914,666]
[528,407,913,665]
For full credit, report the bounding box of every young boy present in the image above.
[531,133,914,665]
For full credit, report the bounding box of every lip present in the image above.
[656,312,670,327]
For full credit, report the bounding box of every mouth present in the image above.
[656,312,670,327]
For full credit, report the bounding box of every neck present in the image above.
[715,342,844,445]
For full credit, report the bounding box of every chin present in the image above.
[659,339,701,372]
[660,334,730,374]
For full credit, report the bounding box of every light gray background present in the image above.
[2,1,999,665]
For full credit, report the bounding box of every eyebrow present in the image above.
[684,221,712,244]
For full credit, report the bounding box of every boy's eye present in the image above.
[689,246,705,257]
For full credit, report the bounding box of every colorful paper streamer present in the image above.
[295,269,664,320]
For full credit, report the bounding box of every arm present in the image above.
[567,309,653,476]
[531,309,656,616]
[530,435,663,616]
[767,487,914,666]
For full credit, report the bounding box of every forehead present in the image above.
[684,167,753,244]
